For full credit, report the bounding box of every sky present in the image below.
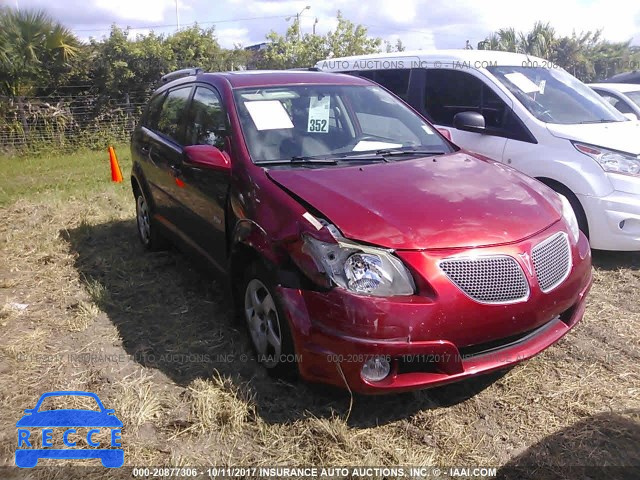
[4,0,640,50]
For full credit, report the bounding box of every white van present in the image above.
[316,50,640,251]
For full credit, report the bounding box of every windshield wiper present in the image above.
[255,156,338,165]
[578,119,619,124]
[375,148,446,157]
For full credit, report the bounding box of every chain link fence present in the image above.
[0,91,152,151]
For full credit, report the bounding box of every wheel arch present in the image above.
[536,176,590,237]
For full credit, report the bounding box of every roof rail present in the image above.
[161,67,203,84]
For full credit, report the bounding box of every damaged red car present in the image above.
[131,69,593,394]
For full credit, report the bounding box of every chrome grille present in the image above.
[532,232,572,292]
[439,256,529,304]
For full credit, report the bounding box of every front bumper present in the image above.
[278,224,593,394]
[579,189,640,251]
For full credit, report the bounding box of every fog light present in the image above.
[361,356,391,382]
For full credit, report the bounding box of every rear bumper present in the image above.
[278,226,593,394]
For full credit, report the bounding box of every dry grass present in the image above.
[0,147,638,479]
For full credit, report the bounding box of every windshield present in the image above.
[487,66,627,124]
[626,90,640,108]
[233,84,452,163]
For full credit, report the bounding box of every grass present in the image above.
[0,144,130,206]
[0,147,638,479]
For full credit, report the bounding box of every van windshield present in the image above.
[233,84,452,164]
[487,66,627,124]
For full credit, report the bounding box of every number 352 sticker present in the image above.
[307,96,330,133]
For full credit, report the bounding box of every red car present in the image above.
[131,69,592,394]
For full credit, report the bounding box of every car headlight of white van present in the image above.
[558,194,580,243]
[573,142,640,176]
[302,233,415,297]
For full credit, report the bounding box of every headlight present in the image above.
[302,232,415,297]
[558,194,580,243]
[573,142,640,176]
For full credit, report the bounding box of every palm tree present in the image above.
[478,28,518,52]
[0,8,79,96]
[519,21,556,58]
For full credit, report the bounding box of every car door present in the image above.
[418,68,512,161]
[146,85,193,229]
[175,85,231,271]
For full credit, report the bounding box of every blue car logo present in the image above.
[15,391,123,468]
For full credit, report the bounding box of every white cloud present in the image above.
[470,0,640,43]
[92,0,174,23]
[216,27,251,47]
[16,0,640,49]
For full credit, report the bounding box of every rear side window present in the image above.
[142,93,165,129]
[156,86,192,143]
[355,69,411,100]
[184,87,227,150]
[373,69,411,100]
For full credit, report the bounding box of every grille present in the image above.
[439,256,529,304]
[532,232,572,292]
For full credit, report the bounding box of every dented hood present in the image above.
[267,152,562,250]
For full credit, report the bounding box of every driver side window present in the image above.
[424,69,531,140]
[185,87,227,151]
[424,69,507,128]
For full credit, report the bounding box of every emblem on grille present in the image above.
[519,252,533,276]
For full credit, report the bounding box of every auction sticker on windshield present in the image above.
[245,100,294,130]
[307,95,330,133]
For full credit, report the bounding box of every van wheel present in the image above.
[242,262,297,379]
[135,188,169,251]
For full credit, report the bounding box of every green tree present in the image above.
[325,11,382,58]
[519,21,556,58]
[0,8,80,96]
[478,22,638,82]
[260,11,382,69]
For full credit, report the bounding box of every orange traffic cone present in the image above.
[109,146,123,183]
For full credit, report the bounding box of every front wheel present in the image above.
[242,263,297,379]
[135,189,169,251]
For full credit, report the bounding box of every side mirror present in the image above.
[183,145,230,172]
[453,111,486,133]
[623,112,638,121]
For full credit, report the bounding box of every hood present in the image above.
[546,120,640,155]
[267,152,562,250]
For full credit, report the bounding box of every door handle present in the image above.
[140,145,150,155]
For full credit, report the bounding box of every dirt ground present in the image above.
[0,147,638,479]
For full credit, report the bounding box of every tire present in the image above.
[241,262,297,379]
[134,187,169,251]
